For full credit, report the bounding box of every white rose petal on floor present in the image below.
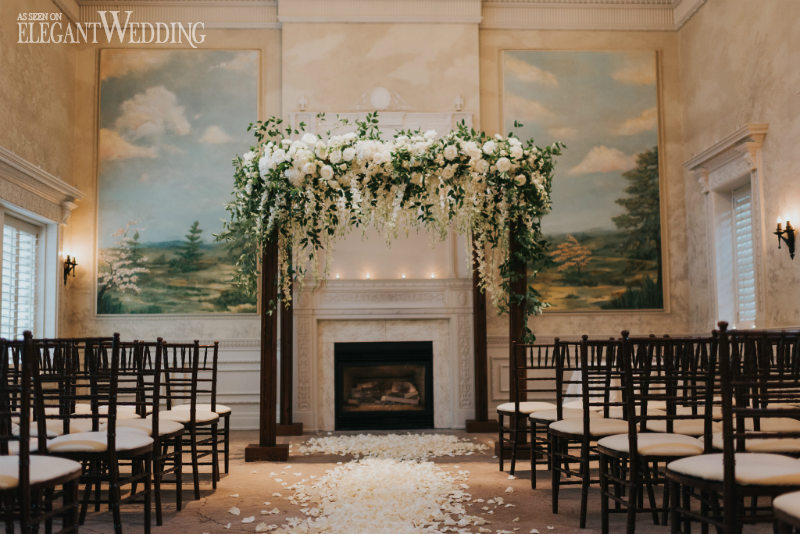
[273,458,486,533]
[297,433,488,460]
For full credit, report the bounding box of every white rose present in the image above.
[482,141,496,155]
[314,142,328,159]
[328,177,340,189]
[271,148,287,164]
[475,159,490,173]
[243,151,256,165]
[343,147,356,162]
[411,172,423,185]
[329,150,342,164]
[510,146,523,160]
[443,145,458,161]
[442,165,456,179]
[496,157,512,173]
[424,130,437,139]
[339,173,352,186]
[514,174,527,186]
[320,165,334,181]
[302,162,316,176]
[301,133,318,146]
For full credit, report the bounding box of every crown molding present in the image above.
[0,146,84,224]
[684,123,768,175]
[277,0,482,24]
[64,0,706,30]
[75,0,279,29]
[672,0,706,28]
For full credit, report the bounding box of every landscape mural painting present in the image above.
[503,50,663,311]
[96,49,258,314]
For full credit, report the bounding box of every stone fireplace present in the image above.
[292,279,474,431]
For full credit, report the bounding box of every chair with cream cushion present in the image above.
[170,341,230,476]
[597,334,714,534]
[774,490,800,533]
[161,341,220,500]
[40,334,154,534]
[666,324,800,534]
[548,336,625,528]
[496,341,561,476]
[1,333,82,533]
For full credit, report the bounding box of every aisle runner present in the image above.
[261,434,491,533]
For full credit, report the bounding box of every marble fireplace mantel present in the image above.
[292,279,475,431]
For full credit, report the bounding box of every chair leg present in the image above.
[498,413,505,472]
[190,426,200,500]
[223,414,230,474]
[144,453,152,534]
[670,480,681,534]
[176,435,183,511]
[626,460,639,534]
[530,420,537,489]
[211,422,219,487]
[579,443,590,529]
[551,433,560,514]
[108,460,122,534]
[153,446,163,526]
[510,415,518,475]
[600,454,610,534]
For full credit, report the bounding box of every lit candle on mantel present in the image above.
[401,273,407,279]
[430,273,436,279]
[365,272,371,280]
[334,273,340,280]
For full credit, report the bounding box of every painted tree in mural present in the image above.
[97,221,150,313]
[174,220,204,272]
[607,146,662,308]
[551,234,593,286]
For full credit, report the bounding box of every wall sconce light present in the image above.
[63,254,77,285]
[453,94,464,112]
[775,217,795,259]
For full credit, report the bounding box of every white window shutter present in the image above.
[731,186,756,324]
[1,216,40,339]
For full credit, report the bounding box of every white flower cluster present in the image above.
[275,458,486,533]
[222,117,561,316]
[297,433,488,461]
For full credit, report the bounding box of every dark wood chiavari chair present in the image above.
[774,490,800,533]
[548,336,628,528]
[497,342,558,475]
[0,333,82,534]
[168,342,230,477]
[159,341,219,500]
[40,335,155,534]
[527,339,582,488]
[666,323,800,534]
[597,333,717,534]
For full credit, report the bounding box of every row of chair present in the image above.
[0,333,231,534]
[498,324,800,534]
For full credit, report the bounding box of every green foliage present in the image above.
[601,275,663,309]
[220,113,565,339]
[97,292,124,314]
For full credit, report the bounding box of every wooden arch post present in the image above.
[277,261,303,436]
[466,244,499,433]
[245,236,290,461]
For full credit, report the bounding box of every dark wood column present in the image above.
[245,236,289,461]
[277,273,302,435]
[466,243,498,433]
[508,225,527,401]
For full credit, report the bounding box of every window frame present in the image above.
[0,204,59,338]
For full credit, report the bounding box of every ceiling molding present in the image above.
[64,0,705,30]
[672,0,706,28]
[75,0,278,29]
[277,0,483,24]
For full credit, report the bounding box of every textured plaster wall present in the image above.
[480,29,690,340]
[0,0,75,182]
[679,0,800,330]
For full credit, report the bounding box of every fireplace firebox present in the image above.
[334,341,434,430]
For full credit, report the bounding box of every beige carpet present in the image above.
[79,430,772,533]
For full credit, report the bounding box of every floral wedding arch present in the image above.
[220,113,562,459]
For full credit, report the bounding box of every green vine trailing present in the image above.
[218,113,563,341]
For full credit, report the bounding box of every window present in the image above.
[731,186,756,325]
[1,215,41,338]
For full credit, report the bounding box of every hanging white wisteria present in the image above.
[218,113,563,336]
